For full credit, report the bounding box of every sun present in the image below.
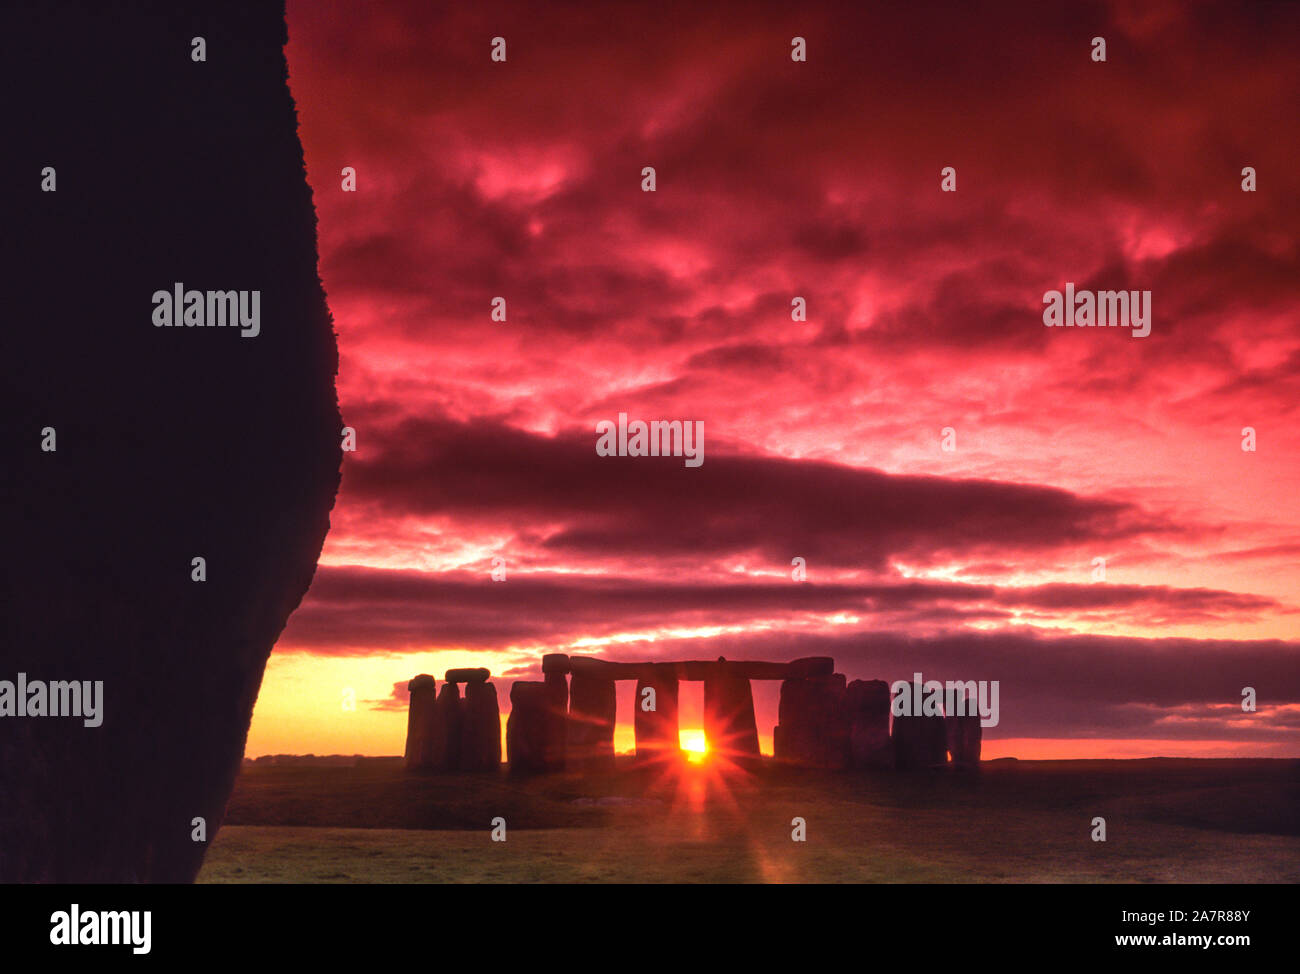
[679,728,708,763]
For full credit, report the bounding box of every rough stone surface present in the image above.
[1,1,341,881]
[445,667,490,685]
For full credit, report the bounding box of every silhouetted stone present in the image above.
[787,657,836,679]
[723,661,799,680]
[924,715,949,767]
[634,664,680,763]
[775,679,809,763]
[542,653,571,674]
[435,683,462,771]
[846,679,892,769]
[774,674,848,768]
[945,691,982,771]
[445,667,490,684]
[679,660,715,681]
[544,667,569,771]
[704,661,760,767]
[891,682,949,770]
[677,660,803,680]
[826,673,850,768]
[404,674,441,770]
[568,673,616,771]
[506,682,548,774]
[569,657,656,680]
[460,682,501,771]
[1,1,341,881]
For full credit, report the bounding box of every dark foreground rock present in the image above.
[1,1,341,881]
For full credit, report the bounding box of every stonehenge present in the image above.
[405,656,985,777]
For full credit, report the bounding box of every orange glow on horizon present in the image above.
[242,653,1300,762]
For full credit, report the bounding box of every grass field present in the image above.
[197,757,1300,883]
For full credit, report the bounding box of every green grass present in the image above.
[197,757,1300,883]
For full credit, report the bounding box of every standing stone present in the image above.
[634,664,680,763]
[568,673,616,772]
[775,677,813,764]
[823,673,849,769]
[704,660,760,767]
[460,681,502,771]
[775,674,848,768]
[404,674,440,771]
[435,682,462,771]
[543,665,569,772]
[845,679,892,769]
[945,691,982,771]
[891,681,948,770]
[507,682,548,774]
[923,712,949,767]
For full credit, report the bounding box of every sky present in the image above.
[245,0,1300,759]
